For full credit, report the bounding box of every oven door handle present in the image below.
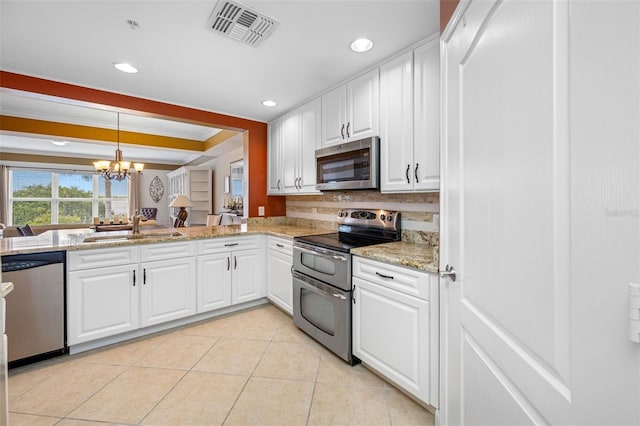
[293,271,348,300]
[294,244,348,262]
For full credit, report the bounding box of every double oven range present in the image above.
[292,209,400,364]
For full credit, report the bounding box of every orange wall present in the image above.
[440,0,460,33]
[0,71,286,218]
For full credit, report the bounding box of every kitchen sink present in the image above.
[82,231,183,243]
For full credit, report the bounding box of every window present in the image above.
[8,169,128,226]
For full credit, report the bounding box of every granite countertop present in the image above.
[0,224,333,256]
[351,241,439,274]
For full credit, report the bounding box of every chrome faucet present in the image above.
[132,209,144,234]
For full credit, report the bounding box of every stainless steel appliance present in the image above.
[1,251,66,367]
[315,136,380,191]
[292,209,400,364]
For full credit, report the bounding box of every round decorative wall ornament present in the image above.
[149,176,164,203]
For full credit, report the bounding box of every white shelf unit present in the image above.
[167,167,213,227]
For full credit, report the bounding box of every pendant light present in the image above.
[94,113,144,180]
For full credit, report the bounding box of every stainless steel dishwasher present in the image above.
[1,251,66,367]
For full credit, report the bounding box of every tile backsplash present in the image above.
[284,191,440,246]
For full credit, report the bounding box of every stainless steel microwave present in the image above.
[315,136,380,191]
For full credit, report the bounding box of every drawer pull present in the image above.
[276,243,285,248]
[224,243,239,247]
[375,271,394,280]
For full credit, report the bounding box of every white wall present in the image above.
[208,147,243,214]
[138,170,170,226]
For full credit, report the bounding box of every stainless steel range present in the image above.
[292,208,400,364]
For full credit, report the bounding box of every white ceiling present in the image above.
[0,0,440,165]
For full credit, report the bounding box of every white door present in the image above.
[281,111,300,193]
[440,1,640,425]
[68,265,139,345]
[140,258,195,327]
[321,85,347,146]
[266,248,293,314]
[232,249,263,304]
[347,69,379,141]
[298,98,321,193]
[267,119,282,194]
[197,253,232,313]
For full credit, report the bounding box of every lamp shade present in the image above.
[169,195,193,208]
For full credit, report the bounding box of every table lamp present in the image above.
[169,195,193,227]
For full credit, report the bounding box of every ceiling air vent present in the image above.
[207,0,279,47]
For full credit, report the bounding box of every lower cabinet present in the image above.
[266,237,293,314]
[67,242,196,345]
[68,264,139,345]
[352,256,438,407]
[140,257,196,327]
[197,236,265,314]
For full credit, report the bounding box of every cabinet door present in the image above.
[321,85,347,146]
[413,37,440,191]
[298,98,321,193]
[267,118,283,194]
[232,248,264,304]
[266,249,293,315]
[68,265,139,345]
[281,111,301,193]
[347,69,379,141]
[352,277,430,405]
[140,258,196,327]
[197,253,232,313]
[380,51,415,192]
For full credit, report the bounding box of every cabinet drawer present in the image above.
[353,256,431,301]
[198,235,262,254]
[68,246,139,271]
[267,236,292,256]
[140,241,196,262]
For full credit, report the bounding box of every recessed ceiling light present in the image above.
[51,140,68,146]
[114,63,139,74]
[262,100,277,107]
[350,38,374,53]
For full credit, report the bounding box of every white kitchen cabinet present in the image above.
[268,99,321,195]
[68,264,139,345]
[68,241,197,345]
[266,236,293,314]
[167,166,212,226]
[197,236,264,313]
[321,69,379,146]
[140,257,196,327]
[267,116,283,194]
[380,35,439,192]
[352,256,438,407]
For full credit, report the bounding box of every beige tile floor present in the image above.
[8,304,435,426]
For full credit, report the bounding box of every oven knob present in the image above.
[338,211,343,217]
[388,215,393,222]
[380,214,386,221]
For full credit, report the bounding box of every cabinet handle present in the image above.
[414,163,419,183]
[277,179,281,191]
[375,271,395,280]
[227,257,230,271]
[225,243,239,247]
[133,269,136,286]
[405,164,411,183]
[346,122,350,138]
[340,124,345,139]
[352,284,356,304]
[143,268,147,285]
[276,243,285,248]
[234,256,237,270]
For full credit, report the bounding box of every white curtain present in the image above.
[0,165,8,226]
[128,177,140,218]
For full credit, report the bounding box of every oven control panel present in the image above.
[336,209,400,230]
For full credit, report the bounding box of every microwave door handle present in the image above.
[295,245,348,262]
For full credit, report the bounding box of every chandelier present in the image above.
[93,113,144,180]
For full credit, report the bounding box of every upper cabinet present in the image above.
[268,98,321,195]
[321,69,379,146]
[380,36,440,192]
